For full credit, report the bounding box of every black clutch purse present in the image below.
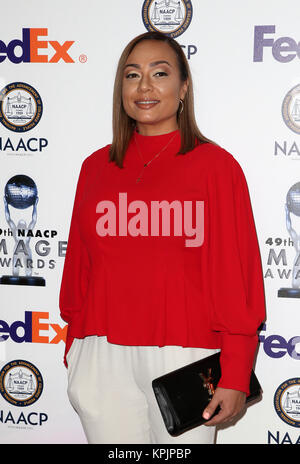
[152,351,262,437]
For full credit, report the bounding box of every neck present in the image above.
[136,121,179,136]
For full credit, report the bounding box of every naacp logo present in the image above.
[274,378,300,427]
[0,360,43,407]
[0,82,43,132]
[282,84,300,135]
[142,0,193,38]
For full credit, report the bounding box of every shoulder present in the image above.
[195,142,236,164]
[195,142,245,177]
[81,144,111,170]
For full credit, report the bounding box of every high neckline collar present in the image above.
[132,129,181,164]
[134,128,179,141]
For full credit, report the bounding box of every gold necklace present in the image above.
[134,132,177,183]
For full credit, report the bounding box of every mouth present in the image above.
[134,100,160,109]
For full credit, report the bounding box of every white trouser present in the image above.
[67,335,219,444]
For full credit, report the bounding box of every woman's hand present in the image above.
[202,387,246,426]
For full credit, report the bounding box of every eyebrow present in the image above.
[124,60,172,70]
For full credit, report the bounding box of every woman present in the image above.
[59,31,266,444]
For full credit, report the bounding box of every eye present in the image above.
[154,71,168,77]
[125,72,139,79]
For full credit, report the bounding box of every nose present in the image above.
[138,74,152,93]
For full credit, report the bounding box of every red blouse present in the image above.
[59,130,266,395]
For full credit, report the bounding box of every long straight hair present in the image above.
[109,31,215,168]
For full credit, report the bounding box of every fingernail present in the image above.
[203,411,210,420]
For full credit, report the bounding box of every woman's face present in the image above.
[122,40,188,136]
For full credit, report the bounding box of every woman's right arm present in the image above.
[59,159,91,324]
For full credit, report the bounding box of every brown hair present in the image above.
[109,31,215,168]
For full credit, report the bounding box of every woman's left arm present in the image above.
[204,147,266,424]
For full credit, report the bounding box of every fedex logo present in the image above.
[259,324,300,359]
[0,28,74,64]
[254,25,300,62]
[0,311,67,344]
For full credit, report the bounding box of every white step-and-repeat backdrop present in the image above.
[1,0,300,445]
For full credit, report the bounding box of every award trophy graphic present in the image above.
[0,175,45,286]
[278,182,300,298]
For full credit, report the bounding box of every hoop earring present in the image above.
[179,99,184,115]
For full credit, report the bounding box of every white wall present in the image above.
[0,0,299,444]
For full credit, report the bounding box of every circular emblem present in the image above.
[0,360,43,407]
[274,378,300,427]
[282,84,300,134]
[142,0,193,38]
[0,82,43,132]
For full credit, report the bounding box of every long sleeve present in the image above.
[59,159,91,326]
[207,149,266,395]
